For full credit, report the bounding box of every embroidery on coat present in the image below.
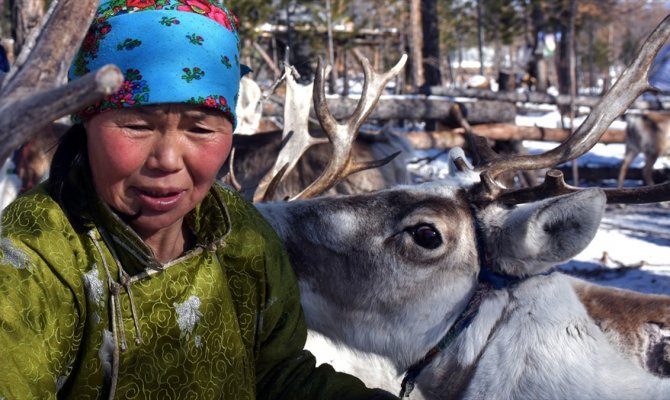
[174,295,202,339]
[0,238,31,269]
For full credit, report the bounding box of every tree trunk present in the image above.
[529,3,547,92]
[325,0,337,94]
[476,0,484,75]
[342,49,349,97]
[421,0,440,88]
[555,3,576,118]
[421,0,440,131]
[567,0,578,184]
[587,16,596,90]
[568,0,577,117]
[10,0,44,56]
[409,0,423,90]
[0,0,4,36]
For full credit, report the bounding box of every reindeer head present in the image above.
[259,151,607,369]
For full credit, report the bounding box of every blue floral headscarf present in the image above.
[69,0,242,128]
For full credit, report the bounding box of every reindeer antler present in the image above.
[289,51,408,200]
[463,13,670,205]
[492,169,670,205]
[252,65,329,202]
[0,0,123,163]
[255,52,407,201]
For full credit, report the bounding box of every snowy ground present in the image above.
[408,108,670,296]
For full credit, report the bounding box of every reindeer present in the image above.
[618,110,670,187]
[4,2,670,399]
[251,17,670,399]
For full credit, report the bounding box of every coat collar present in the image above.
[76,165,232,275]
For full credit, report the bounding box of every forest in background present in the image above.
[240,1,670,96]
[1,1,669,98]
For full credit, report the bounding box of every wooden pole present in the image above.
[11,0,44,56]
[409,0,423,90]
[325,0,337,94]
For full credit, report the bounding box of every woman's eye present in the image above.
[407,224,442,249]
[189,126,215,134]
[124,124,152,131]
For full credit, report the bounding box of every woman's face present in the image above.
[85,104,233,238]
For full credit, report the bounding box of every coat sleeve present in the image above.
[0,199,83,400]
[253,229,397,400]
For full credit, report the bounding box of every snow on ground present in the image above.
[408,107,670,296]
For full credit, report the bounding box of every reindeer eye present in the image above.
[408,224,442,249]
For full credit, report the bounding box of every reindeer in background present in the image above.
[3,2,670,398]
[618,110,670,187]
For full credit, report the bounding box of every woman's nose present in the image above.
[145,132,183,172]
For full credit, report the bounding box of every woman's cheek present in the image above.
[193,136,233,179]
[101,138,147,174]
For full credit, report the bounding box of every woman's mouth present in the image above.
[136,188,186,212]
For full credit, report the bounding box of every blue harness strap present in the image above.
[398,265,523,397]
[398,205,548,398]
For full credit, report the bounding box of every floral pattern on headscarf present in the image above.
[69,0,241,127]
[97,0,238,31]
[77,68,150,120]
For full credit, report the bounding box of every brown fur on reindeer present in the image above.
[618,111,670,187]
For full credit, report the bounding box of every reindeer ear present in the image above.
[483,188,606,276]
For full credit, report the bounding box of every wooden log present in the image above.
[404,129,466,149]
[403,123,625,150]
[472,124,625,142]
[261,95,517,124]
[427,86,667,110]
[428,86,599,107]
[0,0,120,163]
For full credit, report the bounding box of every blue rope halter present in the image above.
[398,205,554,398]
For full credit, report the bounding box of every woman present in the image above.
[0,1,396,399]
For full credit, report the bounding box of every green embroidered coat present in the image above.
[0,171,392,399]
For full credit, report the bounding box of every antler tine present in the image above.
[470,13,670,203]
[0,0,123,162]
[347,50,408,134]
[497,169,670,205]
[224,148,242,192]
[252,65,329,202]
[291,53,408,200]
